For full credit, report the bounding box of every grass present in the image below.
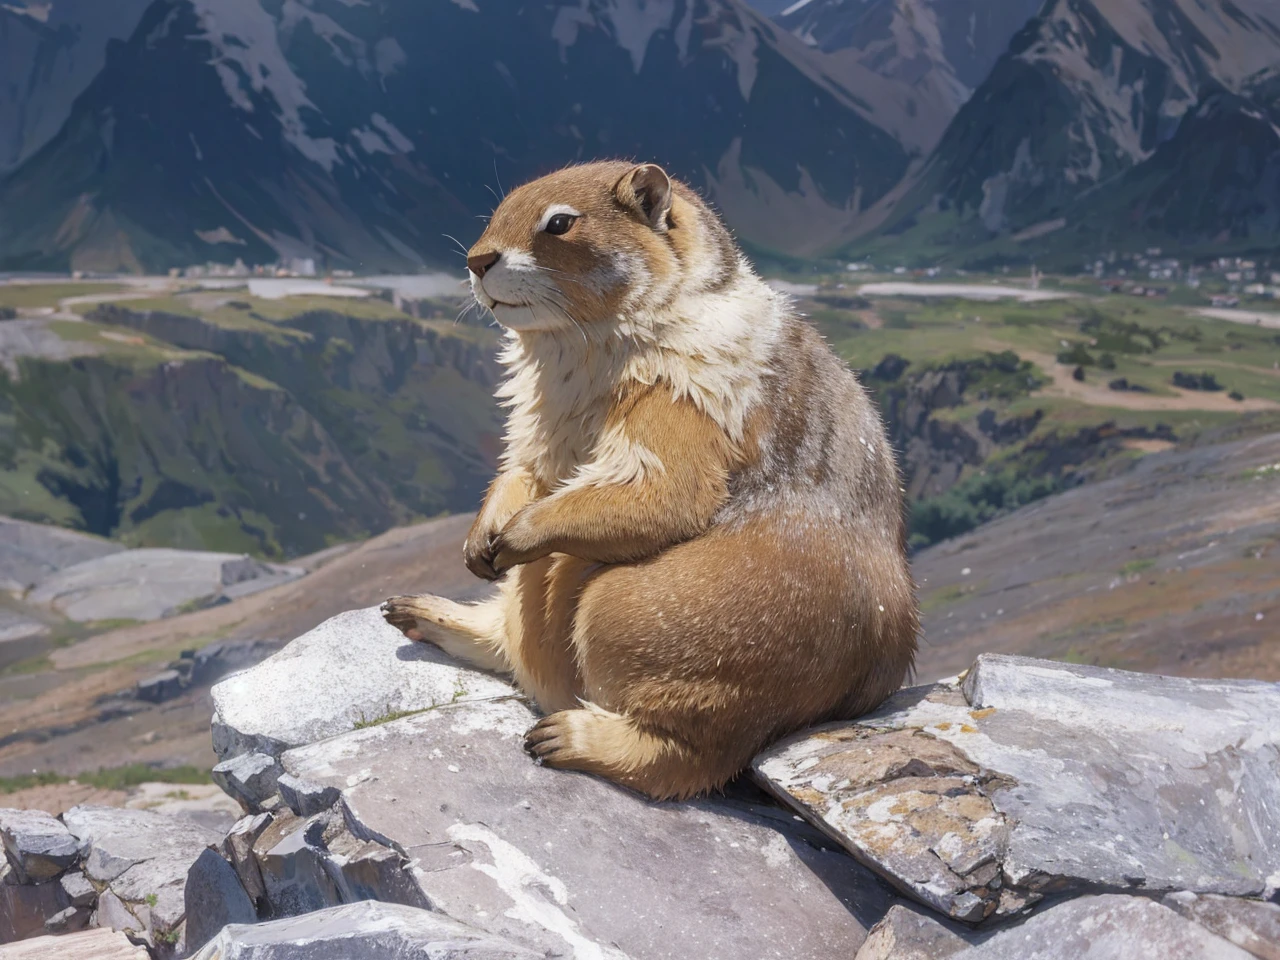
[0,763,212,794]
[0,282,128,310]
[1119,558,1156,576]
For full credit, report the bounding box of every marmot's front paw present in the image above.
[463,532,501,581]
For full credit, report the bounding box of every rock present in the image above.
[184,847,257,954]
[0,927,150,959]
[58,870,96,907]
[1163,891,1280,960]
[123,782,242,834]
[0,516,123,596]
[0,859,68,941]
[209,605,513,762]
[0,808,80,881]
[62,805,220,948]
[853,903,976,960]
[276,774,339,818]
[0,609,48,644]
[26,549,302,623]
[254,812,344,918]
[135,670,184,704]
[211,752,281,813]
[94,888,143,937]
[218,814,272,905]
[754,654,1280,923]
[189,900,541,959]
[966,894,1255,959]
[274,694,892,958]
[42,903,90,933]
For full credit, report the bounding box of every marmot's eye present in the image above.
[544,213,577,236]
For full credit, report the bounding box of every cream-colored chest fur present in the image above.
[496,270,784,491]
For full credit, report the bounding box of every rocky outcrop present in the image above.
[753,654,1280,923]
[8,606,1279,959]
[0,517,123,596]
[209,606,513,770]
[0,804,220,955]
[27,550,302,623]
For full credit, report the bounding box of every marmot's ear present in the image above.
[615,164,673,232]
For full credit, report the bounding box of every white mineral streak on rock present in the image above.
[447,823,630,960]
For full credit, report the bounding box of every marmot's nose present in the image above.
[468,251,500,278]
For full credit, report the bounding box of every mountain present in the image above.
[869,0,1280,262]
[0,0,910,273]
[0,0,152,173]
[1060,68,1280,256]
[773,0,1044,154]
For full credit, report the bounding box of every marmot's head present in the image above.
[467,161,738,333]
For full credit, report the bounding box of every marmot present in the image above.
[383,161,917,800]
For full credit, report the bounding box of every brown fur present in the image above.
[383,161,918,801]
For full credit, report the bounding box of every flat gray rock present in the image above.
[967,894,1255,959]
[754,654,1280,922]
[0,516,123,595]
[277,694,893,959]
[0,927,150,959]
[210,605,513,762]
[1163,891,1280,960]
[189,900,540,959]
[0,808,80,881]
[27,549,302,622]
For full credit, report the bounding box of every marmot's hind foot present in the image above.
[524,705,739,802]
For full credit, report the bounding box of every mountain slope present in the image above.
[1061,68,1280,255]
[775,0,1044,155]
[0,0,152,173]
[868,0,1280,261]
[0,0,910,273]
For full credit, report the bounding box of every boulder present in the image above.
[1163,891,1280,960]
[184,847,257,954]
[0,809,79,882]
[62,805,220,951]
[26,549,302,623]
[123,782,242,834]
[275,774,340,818]
[42,903,90,933]
[269,694,893,959]
[58,870,95,907]
[0,927,149,959]
[211,753,281,814]
[218,814,272,905]
[135,670,184,704]
[853,904,976,960]
[0,516,124,596]
[966,894,1255,959]
[189,900,541,959]
[754,654,1280,923]
[209,605,513,762]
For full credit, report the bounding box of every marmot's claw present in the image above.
[380,596,426,642]
[463,535,502,581]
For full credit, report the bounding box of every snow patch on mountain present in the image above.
[191,0,339,170]
[704,14,761,101]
